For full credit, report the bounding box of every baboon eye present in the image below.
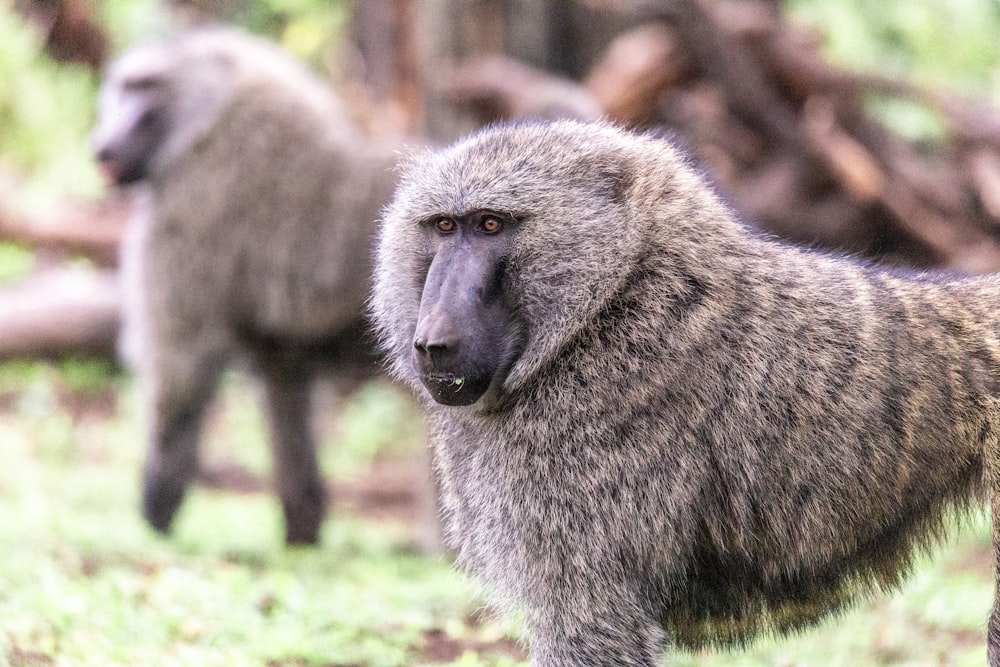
[480,216,502,234]
[435,218,456,233]
[124,75,163,92]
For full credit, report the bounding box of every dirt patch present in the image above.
[198,461,270,495]
[0,381,118,422]
[419,626,526,664]
[945,541,993,577]
[415,608,528,663]
[6,645,54,666]
[335,458,428,524]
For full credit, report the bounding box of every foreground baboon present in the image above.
[92,28,398,544]
[370,120,1000,665]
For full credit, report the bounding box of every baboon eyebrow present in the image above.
[417,209,526,227]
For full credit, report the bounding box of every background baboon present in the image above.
[370,120,1000,665]
[92,27,398,545]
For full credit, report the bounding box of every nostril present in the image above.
[413,337,455,358]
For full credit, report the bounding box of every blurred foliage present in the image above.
[0,242,35,281]
[0,4,103,207]
[0,357,117,395]
[787,0,1000,141]
[788,0,1000,94]
[221,0,351,65]
[862,94,949,144]
[97,0,175,50]
[329,379,427,477]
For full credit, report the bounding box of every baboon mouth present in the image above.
[420,372,490,406]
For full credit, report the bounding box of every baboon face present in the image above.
[376,122,652,409]
[412,209,522,406]
[93,40,235,186]
[92,59,173,185]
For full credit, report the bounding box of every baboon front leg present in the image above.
[526,591,666,667]
[141,351,222,534]
[260,361,326,545]
[991,573,1000,667]
[989,439,1000,667]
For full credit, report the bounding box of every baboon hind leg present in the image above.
[259,356,327,545]
[142,350,224,534]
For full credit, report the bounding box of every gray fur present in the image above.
[94,27,397,544]
[370,120,1000,664]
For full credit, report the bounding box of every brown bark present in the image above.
[0,197,128,267]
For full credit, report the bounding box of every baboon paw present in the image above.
[284,526,321,546]
[141,477,185,534]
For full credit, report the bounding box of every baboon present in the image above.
[92,28,398,545]
[370,120,1000,665]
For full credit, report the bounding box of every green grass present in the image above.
[0,370,523,666]
[0,363,993,666]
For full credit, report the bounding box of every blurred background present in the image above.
[1,1,999,665]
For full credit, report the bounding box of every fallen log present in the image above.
[0,196,128,267]
[0,267,121,361]
[439,55,602,123]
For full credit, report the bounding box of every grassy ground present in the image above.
[0,362,993,666]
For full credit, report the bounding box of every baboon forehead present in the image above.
[447,120,625,174]
[105,28,258,86]
[105,41,171,85]
[399,121,640,213]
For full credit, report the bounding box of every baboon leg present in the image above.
[989,439,1000,667]
[526,593,666,667]
[991,582,1000,667]
[259,356,326,545]
[142,350,223,533]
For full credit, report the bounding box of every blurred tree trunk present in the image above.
[14,0,108,68]
[408,0,632,141]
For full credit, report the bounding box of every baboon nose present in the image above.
[413,311,461,360]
